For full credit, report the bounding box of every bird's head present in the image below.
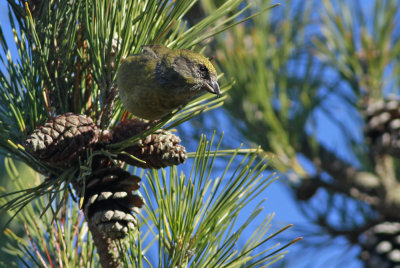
[146,45,220,97]
[176,49,220,97]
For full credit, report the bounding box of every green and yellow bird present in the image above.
[116,45,220,120]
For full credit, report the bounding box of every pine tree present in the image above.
[214,0,400,266]
[0,0,299,267]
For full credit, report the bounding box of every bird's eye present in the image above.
[198,64,209,78]
[199,64,208,73]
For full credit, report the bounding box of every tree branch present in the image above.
[300,139,400,220]
[87,220,121,268]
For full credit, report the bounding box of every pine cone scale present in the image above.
[112,120,187,169]
[79,167,144,239]
[25,113,99,166]
[365,97,400,157]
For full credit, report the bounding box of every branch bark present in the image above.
[300,139,400,220]
[71,180,121,268]
[87,220,121,268]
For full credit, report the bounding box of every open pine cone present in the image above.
[24,114,187,240]
[77,167,144,239]
[365,97,400,157]
[359,221,400,268]
[112,119,187,169]
[25,113,99,166]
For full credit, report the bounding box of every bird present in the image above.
[116,45,220,121]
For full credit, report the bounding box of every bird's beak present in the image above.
[204,80,221,97]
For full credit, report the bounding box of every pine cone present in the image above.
[365,96,400,157]
[79,167,144,239]
[113,120,187,169]
[25,113,99,166]
[359,222,400,268]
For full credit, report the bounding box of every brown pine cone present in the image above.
[78,167,144,239]
[365,96,400,157]
[359,221,400,267]
[112,120,187,169]
[123,129,187,169]
[25,113,99,166]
